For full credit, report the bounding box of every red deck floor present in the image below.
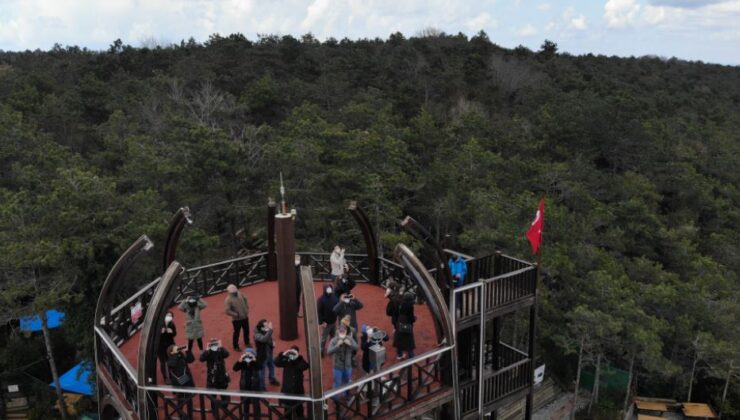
[119,281,437,394]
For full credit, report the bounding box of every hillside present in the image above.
[0,32,738,416]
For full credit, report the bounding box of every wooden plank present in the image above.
[637,415,665,420]
[682,402,718,418]
[635,400,669,412]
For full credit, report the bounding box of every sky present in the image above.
[0,0,738,65]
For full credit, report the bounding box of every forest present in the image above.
[0,31,738,418]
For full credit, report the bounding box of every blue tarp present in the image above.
[50,363,93,396]
[19,309,65,332]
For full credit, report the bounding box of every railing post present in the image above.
[478,283,485,418]
[525,263,539,420]
[267,199,277,281]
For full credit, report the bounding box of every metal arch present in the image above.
[348,201,379,284]
[393,243,460,419]
[399,216,452,300]
[162,207,192,272]
[137,261,185,418]
[94,235,154,327]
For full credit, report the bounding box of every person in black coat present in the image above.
[333,275,356,297]
[274,346,309,419]
[166,344,195,418]
[158,311,177,383]
[384,281,401,327]
[317,284,339,357]
[393,292,417,359]
[233,348,262,418]
[200,339,230,412]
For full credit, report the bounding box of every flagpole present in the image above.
[525,198,543,420]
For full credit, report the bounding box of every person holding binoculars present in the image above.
[233,348,261,417]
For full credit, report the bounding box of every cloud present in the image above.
[569,15,588,30]
[604,0,642,27]
[537,3,551,12]
[465,12,496,31]
[517,24,538,36]
[647,0,725,8]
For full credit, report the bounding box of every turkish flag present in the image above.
[526,198,545,255]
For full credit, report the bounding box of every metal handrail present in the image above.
[322,345,452,400]
[486,265,535,282]
[184,252,267,272]
[139,347,452,403]
[499,253,534,268]
[484,357,531,377]
[108,277,161,319]
[95,326,137,381]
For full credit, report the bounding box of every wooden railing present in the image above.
[484,266,536,309]
[483,359,532,403]
[176,252,268,302]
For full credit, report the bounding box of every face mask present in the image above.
[165,315,173,323]
[326,288,332,294]
[230,292,238,297]
[210,345,219,352]
[343,298,350,303]
[338,333,346,339]
[288,353,298,361]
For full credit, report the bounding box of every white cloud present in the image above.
[569,15,588,30]
[465,12,496,30]
[604,0,641,27]
[538,3,551,12]
[517,24,538,36]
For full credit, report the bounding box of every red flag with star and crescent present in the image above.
[526,198,545,255]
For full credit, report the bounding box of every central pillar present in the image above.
[275,213,298,340]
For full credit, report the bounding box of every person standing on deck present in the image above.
[224,284,250,351]
[330,245,346,282]
[178,295,207,353]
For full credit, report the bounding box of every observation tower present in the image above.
[94,200,538,419]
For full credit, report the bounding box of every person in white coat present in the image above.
[330,245,346,282]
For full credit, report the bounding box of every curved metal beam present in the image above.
[348,201,379,284]
[399,216,452,300]
[393,243,460,419]
[300,265,324,419]
[94,235,154,327]
[137,261,185,418]
[162,207,192,272]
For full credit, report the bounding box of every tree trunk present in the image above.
[623,353,635,414]
[41,311,68,420]
[688,351,698,402]
[589,353,602,416]
[572,336,585,420]
[719,362,733,419]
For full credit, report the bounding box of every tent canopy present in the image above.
[49,363,93,396]
[20,309,65,332]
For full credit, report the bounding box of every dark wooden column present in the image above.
[276,213,298,340]
[267,199,277,281]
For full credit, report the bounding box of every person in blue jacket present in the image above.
[448,255,467,287]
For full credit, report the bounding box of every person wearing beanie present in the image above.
[317,284,339,357]
[275,345,309,419]
[233,347,262,417]
[328,324,358,399]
